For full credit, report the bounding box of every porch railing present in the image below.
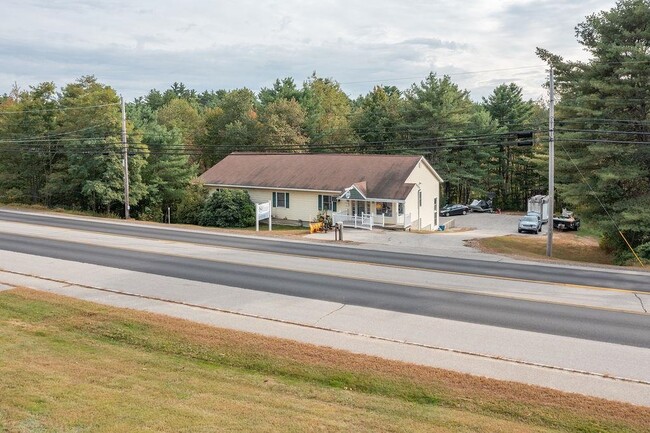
[332,212,374,230]
[333,211,411,229]
[403,213,412,228]
[396,212,412,228]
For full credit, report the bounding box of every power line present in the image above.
[557,141,645,267]
[338,65,543,85]
[555,117,650,125]
[0,123,119,140]
[0,134,121,144]
[0,138,538,157]
[555,138,650,145]
[0,102,120,115]
[556,128,650,136]
[0,129,537,152]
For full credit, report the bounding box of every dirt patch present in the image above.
[441,226,475,233]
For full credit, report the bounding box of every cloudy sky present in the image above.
[1,0,617,102]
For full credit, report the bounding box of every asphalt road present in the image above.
[0,209,647,291]
[1,231,648,349]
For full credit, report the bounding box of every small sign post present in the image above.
[256,201,272,232]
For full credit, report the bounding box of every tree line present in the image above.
[0,75,546,215]
[0,0,648,262]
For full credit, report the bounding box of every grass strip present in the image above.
[1,288,648,432]
[474,233,615,264]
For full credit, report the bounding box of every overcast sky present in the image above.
[1,0,617,102]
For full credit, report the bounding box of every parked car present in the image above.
[526,211,542,223]
[553,209,581,231]
[518,215,542,234]
[468,199,493,213]
[440,204,469,216]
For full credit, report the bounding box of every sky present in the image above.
[1,0,618,103]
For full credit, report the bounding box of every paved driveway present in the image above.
[306,212,536,260]
[447,212,543,236]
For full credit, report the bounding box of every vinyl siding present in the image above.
[405,158,440,230]
[204,159,441,229]
[207,186,322,224]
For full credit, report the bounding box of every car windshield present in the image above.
[522,216,537,222]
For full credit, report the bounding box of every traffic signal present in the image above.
[513,130,534,146]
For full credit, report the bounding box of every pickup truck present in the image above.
[553,209,580,231]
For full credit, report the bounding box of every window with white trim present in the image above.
[375,202,393,217]
[318,195,337,212]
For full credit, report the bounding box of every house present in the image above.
[199,153,444,230]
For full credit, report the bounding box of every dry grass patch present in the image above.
[472,232,615,265]
[1,288,648,433]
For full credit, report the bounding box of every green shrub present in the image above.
[199,189,255,228]
[176,184,208,225]
[636,242,650,260]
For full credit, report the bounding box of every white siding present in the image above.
[405,159,441,230]
[205,157,441,230]
[207,186,324,224]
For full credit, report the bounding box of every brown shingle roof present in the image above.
[199,153,427,200]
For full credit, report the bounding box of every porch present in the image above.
[332,199,412,230]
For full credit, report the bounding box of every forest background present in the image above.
[0,0,648,262]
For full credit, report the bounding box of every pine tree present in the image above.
[537,0,650,262]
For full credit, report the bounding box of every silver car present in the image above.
[518,215,542,234]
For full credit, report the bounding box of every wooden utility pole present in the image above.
[546,67,555,257]
[121,96,130,219]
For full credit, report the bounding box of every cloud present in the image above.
[399,38,469,51]
[0,0,619,102]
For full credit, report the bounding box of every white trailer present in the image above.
[527,195,550,223]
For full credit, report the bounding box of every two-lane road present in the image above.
[0,209,647,291]
[0,214,648,349]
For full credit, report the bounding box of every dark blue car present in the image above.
[440,204,469,217]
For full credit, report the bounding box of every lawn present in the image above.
[1,288,648,433]
[473,232,615,265]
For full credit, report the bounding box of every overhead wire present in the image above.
[0,102,120,115]
[557,141,645,267]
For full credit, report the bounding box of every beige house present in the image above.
[199,153,443,230]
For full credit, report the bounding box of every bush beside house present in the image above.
[175,184,209,225]
[199,189,255,228]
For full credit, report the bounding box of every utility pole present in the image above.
[546,67,555,257]
[121,96,130,219]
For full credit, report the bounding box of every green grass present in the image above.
[0,203,309,235]
[476,233,615,265]
[1,288,648,433]
[573,218,603,239]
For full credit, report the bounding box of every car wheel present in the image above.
[518,229,522,233]
[444,212,449,217]
[462,210,467,215]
